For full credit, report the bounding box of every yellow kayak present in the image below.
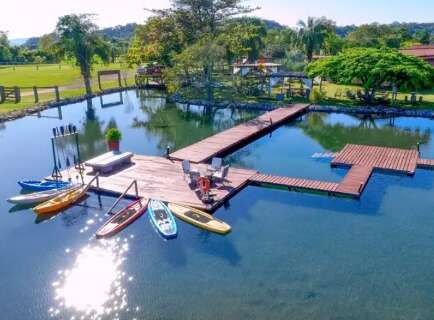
[168,203,231,234]
[33,185,88,215]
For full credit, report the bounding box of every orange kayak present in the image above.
[33,185,88,215]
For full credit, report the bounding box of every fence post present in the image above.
[54,86,60,102]
[14,86,21,103]
[33,86,39,103]
[0,86,4,103]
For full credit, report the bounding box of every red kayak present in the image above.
[96,199,148,238]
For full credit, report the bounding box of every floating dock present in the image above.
[69,155,257,211]
[251,144,434,198]
[332,144,419,175]
[55,105,434,210]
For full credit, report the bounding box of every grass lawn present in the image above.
[0,63,136,114]
[315,82,434,107]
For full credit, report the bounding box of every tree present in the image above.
[39,33,62,63]
[218,17,266,64]
[165,37,225,93]
[322,33,346,55]
[297,17,335,62]
[151,0,256,100]
[414,30,431,45]
[151,0,256,40]
[306,47,434,103]
[0,31,12,62]
[264,27,296,59]
[55,14,110,96]
[126,16,184,66]
[346,24,411,49]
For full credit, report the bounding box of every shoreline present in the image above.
[2,89,434,124]
[0,84,165,123]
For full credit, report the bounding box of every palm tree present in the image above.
[55,14,110,96]
[297,17,335,63]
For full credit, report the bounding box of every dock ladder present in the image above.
[105,179,139,215]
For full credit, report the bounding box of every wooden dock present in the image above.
[64,155,257,211]
[169,104,309,163]
[332,144,419,175]
[334,165,373,196]
[54,130,434,208]
[250,144,434,198]
[250,174,339,193]
[249,166,372,198]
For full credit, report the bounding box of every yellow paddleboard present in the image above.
[34,185,88,215]
[168,203,231,234]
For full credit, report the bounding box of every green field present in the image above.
[317,82,434,105]
[1,63,434,115]
[0,63,136,114]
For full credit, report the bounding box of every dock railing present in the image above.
[105,179,139,215]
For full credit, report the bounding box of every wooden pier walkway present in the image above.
[169,104,309,163]
[250,174,339,193]
[250,166,373,198]
[334,165,373,196]
[250,144,434,198]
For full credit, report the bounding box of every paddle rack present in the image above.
[50,124,85,181]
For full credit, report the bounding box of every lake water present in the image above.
[1,90,434,319]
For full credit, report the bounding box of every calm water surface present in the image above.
[1,90,434,319]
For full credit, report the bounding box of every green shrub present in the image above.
[310,88,326,103]
[106,128,122,142]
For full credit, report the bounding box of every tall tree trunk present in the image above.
[307,48,313,63]
[206,62,214,102]
[83,75,92,97]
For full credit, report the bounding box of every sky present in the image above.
[1,0,434,39]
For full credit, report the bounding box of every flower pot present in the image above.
[107,140,120,152]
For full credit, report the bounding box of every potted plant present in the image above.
[106,128,122,152]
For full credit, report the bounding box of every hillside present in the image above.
[336,22,434,37]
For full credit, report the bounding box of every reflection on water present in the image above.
[298,113,431,151]
[51,239,129,319]
[4,91,434,319]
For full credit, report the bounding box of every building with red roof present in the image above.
[400,45,434,66]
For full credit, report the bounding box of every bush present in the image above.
[106,128,122,142]
[310,88,326,103]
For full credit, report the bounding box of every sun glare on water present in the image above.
[50,238,130,319]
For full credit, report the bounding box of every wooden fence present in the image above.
[0,86,21,103]
[0,86,60,104]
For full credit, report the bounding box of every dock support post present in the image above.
[54,86,60,102]
[33,86,39,103]
[14,86,21,103]
[0,86,4,103]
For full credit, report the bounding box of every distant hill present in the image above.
[336,22,434,37]
[8,38,28,46]
[260,19,286,30]
[98,23,137,40]
[23,37,40,49]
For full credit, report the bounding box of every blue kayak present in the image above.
[18,180,70,191]
[148,199,178,239]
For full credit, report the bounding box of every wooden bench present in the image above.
[85,151,133,174]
